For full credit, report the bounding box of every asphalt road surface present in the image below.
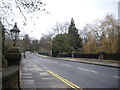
[26,53,120,89]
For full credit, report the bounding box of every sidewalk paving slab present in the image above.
[20,56,69,89]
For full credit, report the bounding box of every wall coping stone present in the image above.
[2,66,19,81]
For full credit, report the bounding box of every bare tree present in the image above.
[0,0,47,29]
[99,14,118,53]
[22,34,30,57]
[81,14,118,53]
[39,33,52,54]
[52,22,69,35]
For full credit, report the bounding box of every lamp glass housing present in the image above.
[10,23,20,46]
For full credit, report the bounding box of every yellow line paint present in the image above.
[47,70,83,90]
[50,72,76,89]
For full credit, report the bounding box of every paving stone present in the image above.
[22,75,33,79]
[21,88,36,90]
[35,68,44,72]
[22,84,36,88]
[22,80,35,85]
[36,84,50,88]
[23,68,35,71]
[22,73,32,76]
[20,56,69,89]
[50,84,66,88]
[41,77,55,80]
[39,72,49,76]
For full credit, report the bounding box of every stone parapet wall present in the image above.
[2,66,19,89]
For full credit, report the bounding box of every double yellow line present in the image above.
[47,70,83,90]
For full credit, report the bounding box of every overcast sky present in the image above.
[2,0,119,39]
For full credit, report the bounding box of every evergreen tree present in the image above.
[68,18,82,52]
[52,34,72,55]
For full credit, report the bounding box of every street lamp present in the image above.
[10,22,20,46]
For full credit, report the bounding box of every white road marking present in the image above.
[113,76,120,78]
[53,61,59,63]
[77,67,98,73]
[88,70,98,73]
[61,63,71,67]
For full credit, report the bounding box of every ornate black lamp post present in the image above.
[10,22,20,46]
[5,22,21,66]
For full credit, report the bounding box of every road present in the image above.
[26,53,119,89]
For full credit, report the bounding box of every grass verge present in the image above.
[64,58,120,63]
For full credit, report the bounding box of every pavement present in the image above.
[37,54,120,68]
[20,56,69,89]
[20,53,120,89]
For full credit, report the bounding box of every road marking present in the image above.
[77,67,97,73]
[88,70,98,73]
[47,70,83,90]
[61,63,71,67]
[113,76,120,78]
[53,61,59,63]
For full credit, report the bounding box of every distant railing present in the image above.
[52,53,120,60]
[38,52,49,56]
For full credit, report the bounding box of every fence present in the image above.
[52,53,120,60]
[38,52,49,56]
